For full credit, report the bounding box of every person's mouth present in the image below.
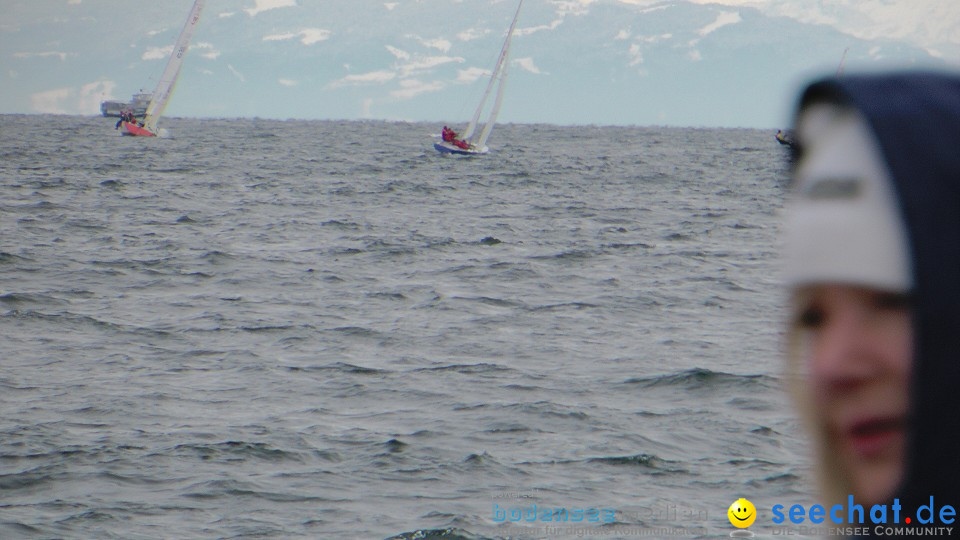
[844,417,905,458]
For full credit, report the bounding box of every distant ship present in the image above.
[100,91,152,117]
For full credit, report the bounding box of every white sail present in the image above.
[476,56,508,148]
[143,0,204,133]
[461,0,523,148]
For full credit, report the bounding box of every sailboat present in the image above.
[121,0,204,137]
[434,0,523,155]
[774,48,849,149]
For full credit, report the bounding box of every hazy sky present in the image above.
[2,0,957,127]
[692,0,960,57]
[212,0,960,58]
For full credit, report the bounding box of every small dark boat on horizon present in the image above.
[775,129,796,147]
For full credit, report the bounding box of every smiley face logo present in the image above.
[727,498,756,528]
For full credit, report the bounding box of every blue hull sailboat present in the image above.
[434,0,523,155]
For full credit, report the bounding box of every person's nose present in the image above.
[810,306,878,393]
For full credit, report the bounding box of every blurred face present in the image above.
[794,284,912,505]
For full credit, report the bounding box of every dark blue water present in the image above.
[1,115,810,539]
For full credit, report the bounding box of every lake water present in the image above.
[0,115,813,539]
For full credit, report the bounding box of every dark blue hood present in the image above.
[794,71,960,518]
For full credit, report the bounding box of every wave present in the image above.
[0,292,70,306]
[529,302,599,312]
[169,441,308,463]
[454,401,589,421]
[181,479,332,503]
[522,452,688,475]
[285,361,388,375]
[585,453,688,474]
[238,324,298,333]
[530,249,596,261]
[411,363,511,375]
[623,367,776,391]
[1,309,172,338]
[602,242,653,251]
[748,472,803,487]
[320,219,362,230]
[0,251,32,264]
[0,463,64,490]
[448,296,523,308]
[386,527,494,540]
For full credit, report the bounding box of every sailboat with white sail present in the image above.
[435,0,523,155]
[121,0,204,137]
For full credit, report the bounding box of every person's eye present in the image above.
[797,305,825,328]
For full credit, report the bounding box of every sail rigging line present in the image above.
[836,47,850,77]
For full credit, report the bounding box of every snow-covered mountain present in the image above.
[1,0,949,127]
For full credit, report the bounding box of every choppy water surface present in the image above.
[0,115,809,539]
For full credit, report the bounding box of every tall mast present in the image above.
[462,0,523,143]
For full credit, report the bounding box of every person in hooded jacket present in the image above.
[781,71,960,534]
